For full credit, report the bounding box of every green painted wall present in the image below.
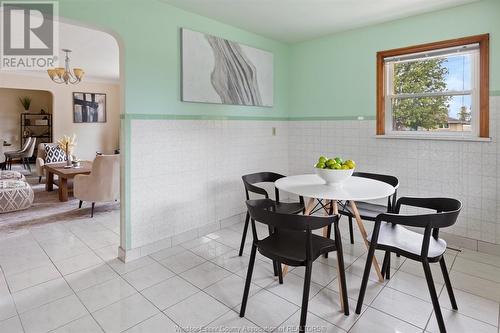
[55,0,289,250]
[57,0,290,118]
[288,0,500,118]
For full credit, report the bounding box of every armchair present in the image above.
[74,154,120,217]
[36,143,58,183]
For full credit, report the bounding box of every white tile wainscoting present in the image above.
[123,96,500,260]
[126,120,289,260]
[289,96,500,254]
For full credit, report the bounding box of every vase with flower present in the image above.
[57,134,77,168]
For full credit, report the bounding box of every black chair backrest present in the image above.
[353,172,399,211]
[246,199,335,232]
[242,172,285,200]
[374,196,461,258]
[246,199,338,259]
[394,197,462,229]
[353,172,399,188]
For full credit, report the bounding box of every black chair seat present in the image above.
[341,201,387,220]
[367,222,447,260]
[258,230,336,266]
[275,201,305,215]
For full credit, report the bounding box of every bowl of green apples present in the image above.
[314,156,356,187]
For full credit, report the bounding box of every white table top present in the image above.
[275,174,395,201]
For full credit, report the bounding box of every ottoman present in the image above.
[0,171,26,181]
[0,180,34,213]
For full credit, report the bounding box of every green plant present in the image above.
[19,96,32,111]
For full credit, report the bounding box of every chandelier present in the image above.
[47,49,84,84]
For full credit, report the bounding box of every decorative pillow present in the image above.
[45,145,67,164]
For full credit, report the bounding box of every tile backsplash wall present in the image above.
[289,96,500,248]
[130,120,289,252]
[126,96,499,259]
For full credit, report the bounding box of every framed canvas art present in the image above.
[181,28,274,107]
[73,92,106,123]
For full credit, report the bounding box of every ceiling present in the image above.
[51,21,120,82]
[2,14,120,82]
[161,0,478,43]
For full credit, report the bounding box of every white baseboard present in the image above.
[118,212,246,262]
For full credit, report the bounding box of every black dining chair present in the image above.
[240,199,349,332]
[239,172,305,257]
[339,172,399,245]
[356,197,462,333]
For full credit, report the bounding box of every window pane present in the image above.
[392,54,472,94]
[392,94,472,132]
[444,54,472,91]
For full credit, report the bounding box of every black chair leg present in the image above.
[38,176,42,183]
[26,159,31,172]
[324,224,332,258]
[324,201,334,259]
[381,252,389,277]
[267,226,279,277]
[334,221,349,315]
[385,252,391,280]
[423,260,447,333]
[91,202,95,218]
[238,212,250,256]
[240,243,257,317]
[78,200,83,209]
[440,257,458,310]
[356,242,376,314]
[277,262,283,284]
[348,216,354,244]
[299,261,313,332]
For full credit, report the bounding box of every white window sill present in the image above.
[374,134,492,142]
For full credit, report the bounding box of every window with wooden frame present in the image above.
[377,34,489,139]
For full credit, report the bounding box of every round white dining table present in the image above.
[275,174,396,283]
[275,174,395,202]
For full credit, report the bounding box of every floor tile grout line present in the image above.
[363,305,429,331]
[0,266,27,333]
[26,226,109,333]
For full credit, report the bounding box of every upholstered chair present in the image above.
[36,143,59,182]
[5,137,35,171]
[74,154,120,217]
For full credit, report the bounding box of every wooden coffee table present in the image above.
[44,162,92,202]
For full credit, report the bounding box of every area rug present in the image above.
[0,165,119,232]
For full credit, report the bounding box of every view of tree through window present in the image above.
[388,51,474,133]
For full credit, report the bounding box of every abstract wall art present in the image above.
[181,28,273,107]
[73,92,106,123]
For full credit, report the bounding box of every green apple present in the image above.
[315,162,326,169]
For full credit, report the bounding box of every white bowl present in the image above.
[315,167,354,187]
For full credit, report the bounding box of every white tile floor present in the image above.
[0,212,499,332]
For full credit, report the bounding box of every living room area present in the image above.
[0,20,121,233]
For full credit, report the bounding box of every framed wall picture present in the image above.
[73,92,106,123]
[181,28,274,107]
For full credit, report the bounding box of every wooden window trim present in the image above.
[376,34,489,137]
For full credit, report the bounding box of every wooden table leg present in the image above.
[349,201,384,282]
[282,197,315,277]
[304,197,316,215]
[58,177,69,202]
[46,171,54,191]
